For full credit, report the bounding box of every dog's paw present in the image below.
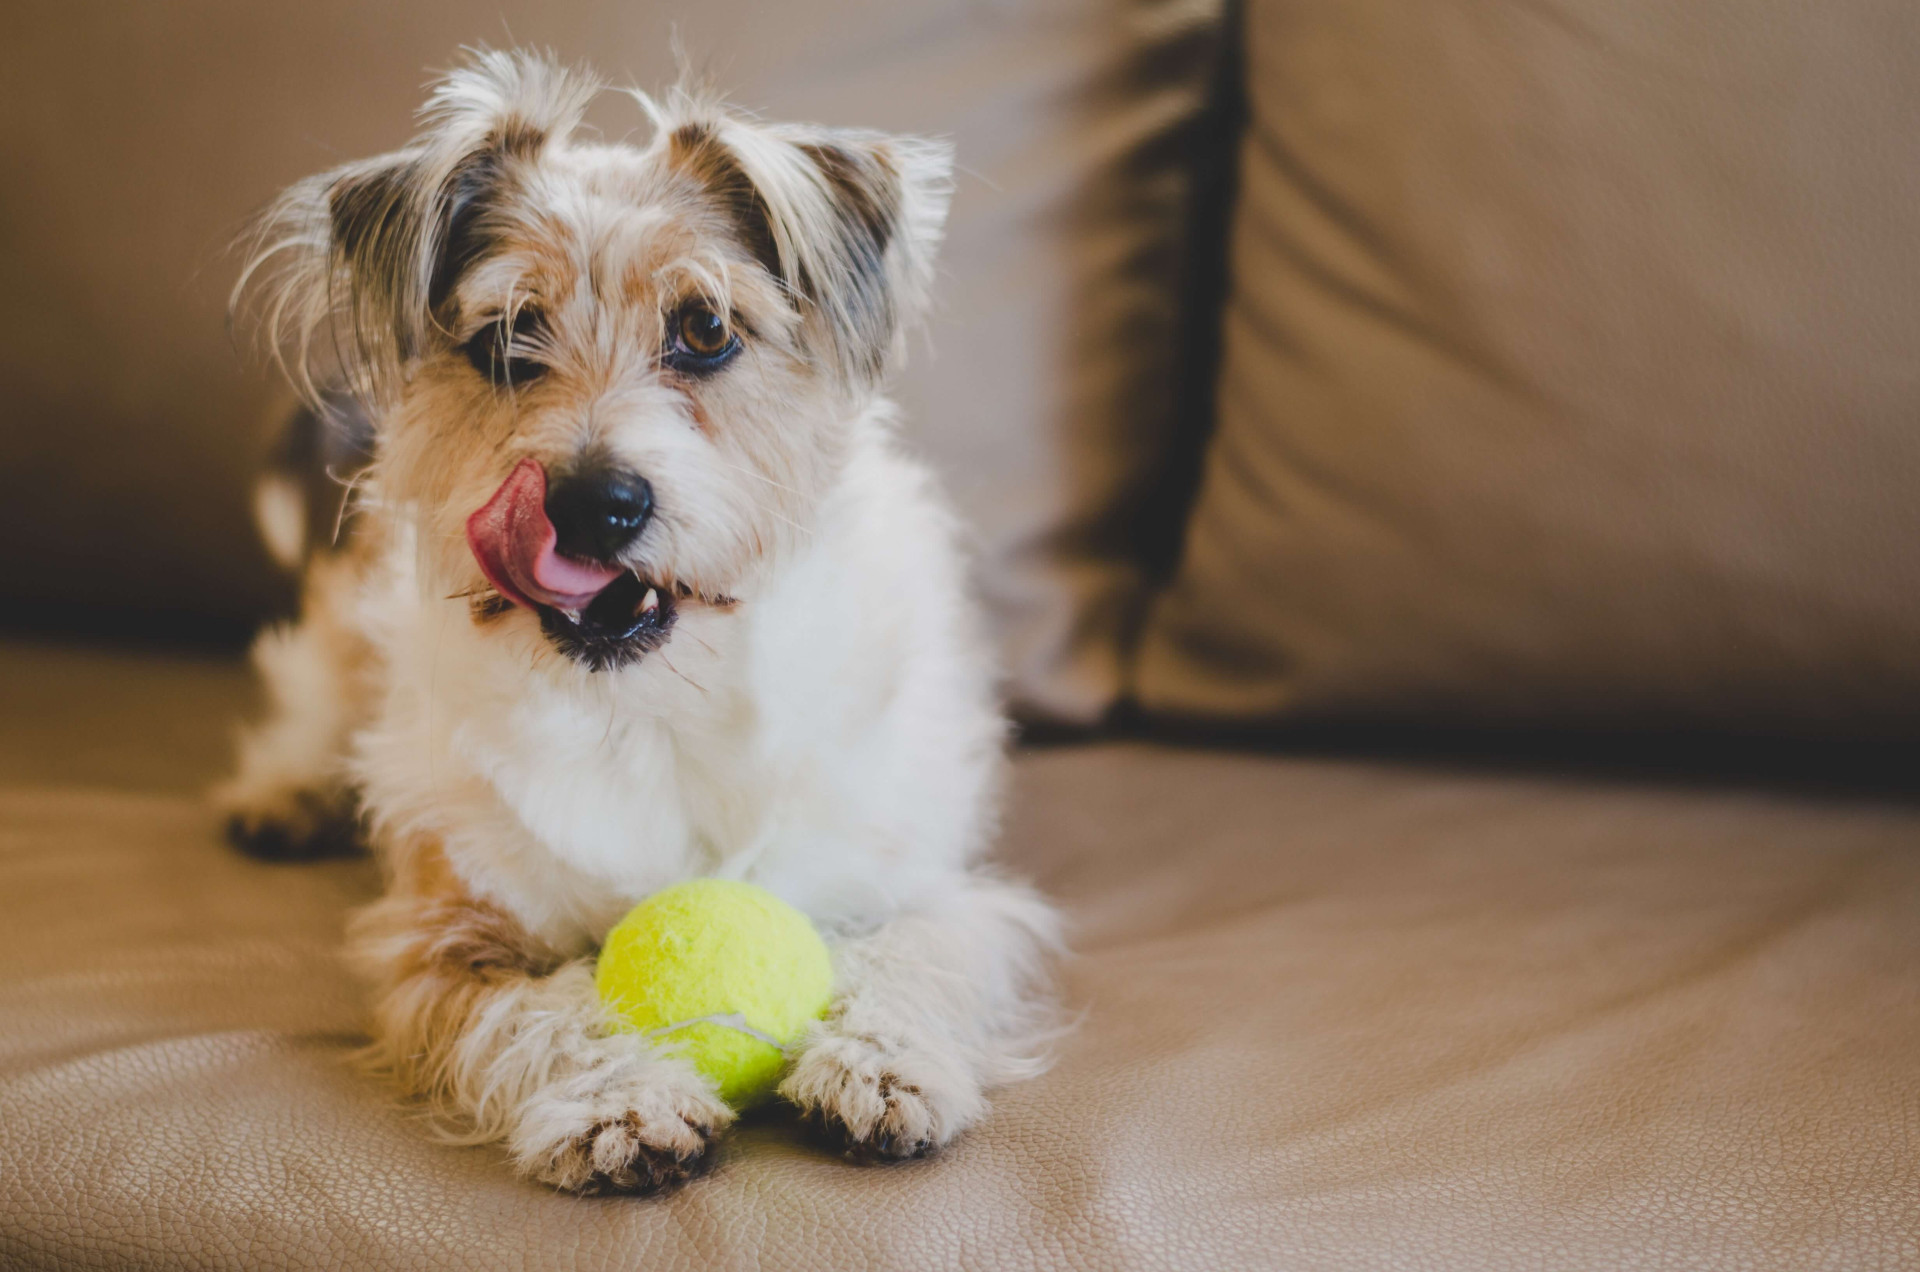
[218,785,360,861]
[512,1060,732,1195]
[781,1030,980,1164]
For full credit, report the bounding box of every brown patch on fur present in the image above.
[492,116,548,158]
[350,835,562,1100]
[667,122,782,280]
[413,897,556,980]
[380,836,559,978]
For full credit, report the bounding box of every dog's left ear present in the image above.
[788,129,953,384]
[670,116,953,386]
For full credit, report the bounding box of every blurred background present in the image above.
[2,0,1917,738]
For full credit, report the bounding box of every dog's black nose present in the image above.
[544,468,654,563]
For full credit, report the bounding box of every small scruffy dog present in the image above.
[215,49,1059,1195]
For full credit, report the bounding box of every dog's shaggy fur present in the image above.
[215,49,1060,1194]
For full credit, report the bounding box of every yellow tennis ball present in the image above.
[595,879,834,1109]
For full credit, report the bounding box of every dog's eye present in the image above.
[677,306,730,357]
[464,308,548,387]
[663,302,739,374]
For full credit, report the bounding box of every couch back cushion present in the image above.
[1135,0,1920,732]
[0,0,1221,725]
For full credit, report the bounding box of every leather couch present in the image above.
[3,0,1916,1267]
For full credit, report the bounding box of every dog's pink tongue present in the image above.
[466,459,623,612]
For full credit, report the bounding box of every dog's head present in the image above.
[240,50,951,670]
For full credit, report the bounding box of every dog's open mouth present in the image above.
[466,459,678,671]
[535,570,677,671]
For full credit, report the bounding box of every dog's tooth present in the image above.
[641,588,659,614]
[560,607,582,624]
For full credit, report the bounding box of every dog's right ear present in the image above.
[236,49,598,402]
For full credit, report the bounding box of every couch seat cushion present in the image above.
[1,642,1915,1269]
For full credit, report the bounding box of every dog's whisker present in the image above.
[657,654,707,696]
[766,509,812,539]
[706,454,807,501]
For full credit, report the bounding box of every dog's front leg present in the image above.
[780,872,1062,1161]
[349,836,731,1194]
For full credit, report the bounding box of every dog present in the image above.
[214,48,1060,1195]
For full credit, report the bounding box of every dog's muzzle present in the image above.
[466,458,677,671]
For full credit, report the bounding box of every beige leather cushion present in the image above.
[0,0,1221,724]
[4,641,1917,1268]
[1136,0,1920,731]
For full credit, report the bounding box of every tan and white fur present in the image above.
[215,49,1059,1195]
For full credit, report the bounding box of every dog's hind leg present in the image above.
[214,550,376,859]
[214,394,378,860]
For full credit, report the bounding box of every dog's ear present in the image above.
[790,131,953,381]
[237,49,598,400]
[666,114,954,386]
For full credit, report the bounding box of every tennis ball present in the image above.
[595,879,834,1109]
